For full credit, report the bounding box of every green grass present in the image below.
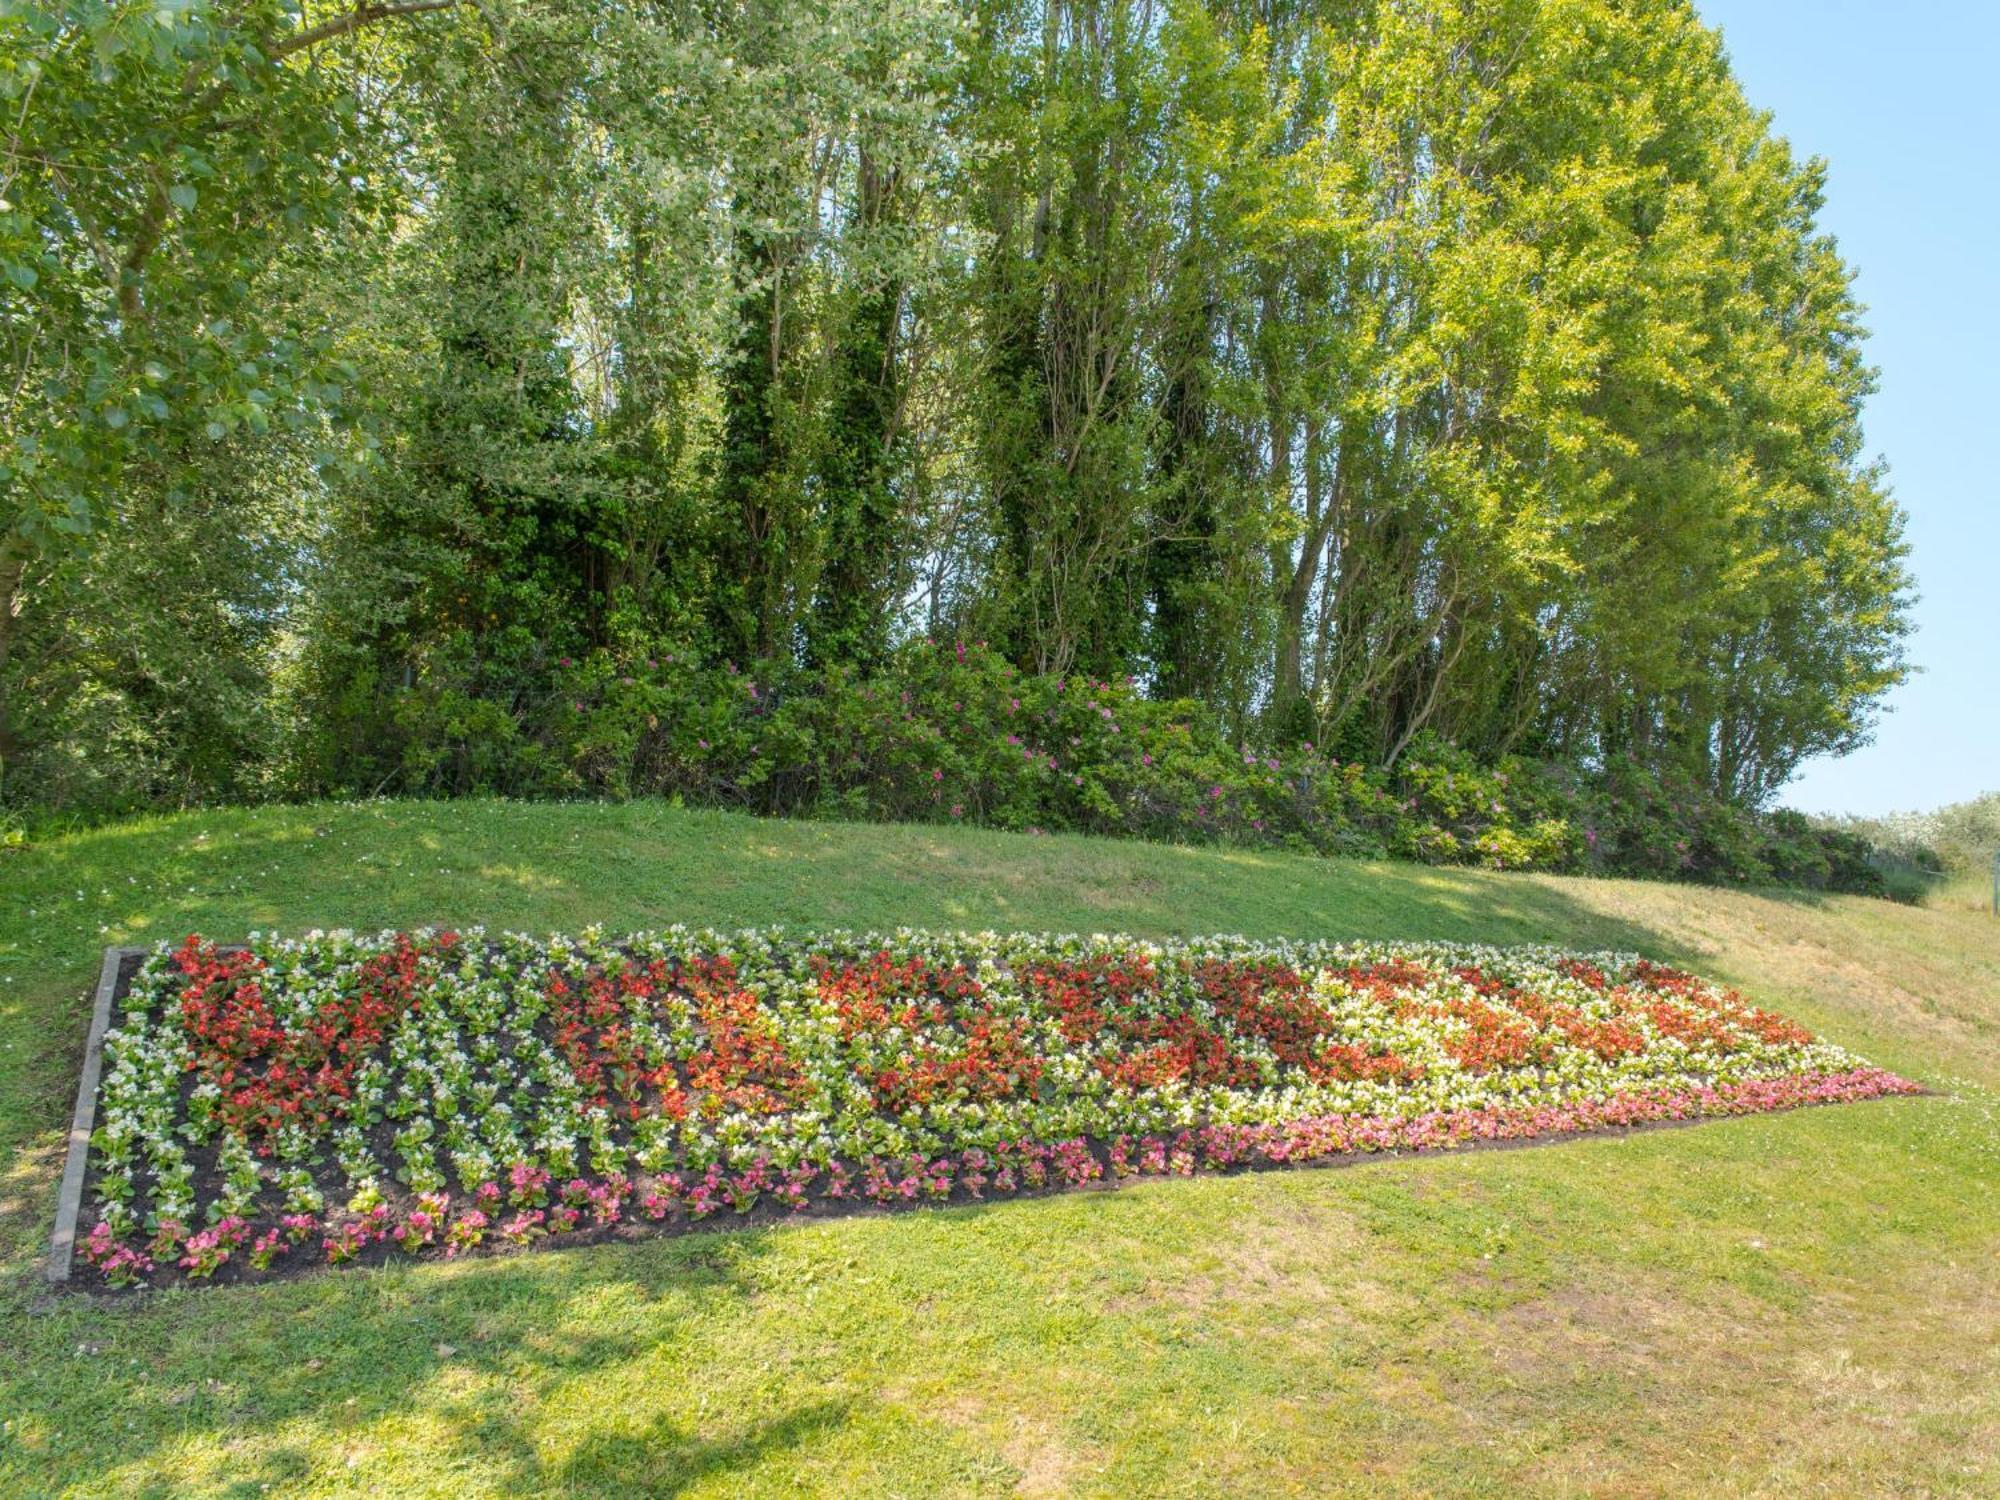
[2,800,1996,1496]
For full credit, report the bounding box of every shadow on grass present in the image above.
[7,798,1903,1490]
[3,1224,863,1494]
[537,1400,854,1496]
[229,1392,855,1498]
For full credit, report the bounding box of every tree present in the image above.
[2,0,1914,815]
[0,0,468,778]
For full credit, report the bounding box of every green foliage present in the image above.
[1,0,463,783]
[1,0,386,542]
[1817,793,2000,901]
[1387,738,1584,872]
[0,431,315,815]
[301,638,1886,894]
[0,0,1917,890]
[1825,793,2000,876]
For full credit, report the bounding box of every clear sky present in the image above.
[1693,1,1998,816]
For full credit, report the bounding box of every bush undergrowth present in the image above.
[298,640,1888,896]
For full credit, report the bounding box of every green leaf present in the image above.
[168,184,199,212]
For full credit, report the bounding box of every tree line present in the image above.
[2,0,1912,817]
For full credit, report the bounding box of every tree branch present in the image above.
[265,0,466,66]
[117,1,468,317]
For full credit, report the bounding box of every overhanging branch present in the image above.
[118,0,469,316]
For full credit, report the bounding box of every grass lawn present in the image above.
[2,800,1996,1496]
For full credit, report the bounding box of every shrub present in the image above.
[299,639,1897,896]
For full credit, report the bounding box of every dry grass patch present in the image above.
[925,1393,1100,1498]
[1108,1190,1410,1341]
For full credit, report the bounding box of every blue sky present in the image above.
[1692,2,1999,815]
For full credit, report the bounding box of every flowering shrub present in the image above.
[342,638,1889,893]
[539,640,1428,858]
[75,926,1919,1286]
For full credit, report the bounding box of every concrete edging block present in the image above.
[47,946,148,1285]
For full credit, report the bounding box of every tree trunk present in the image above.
[1146,278,1217,700]
[0,542,26,773]
[808,151,903,670]
[716,214,784,663]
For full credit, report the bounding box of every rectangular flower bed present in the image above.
[64,927,1918,1287]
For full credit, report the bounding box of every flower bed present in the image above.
[73,928,1919,1287]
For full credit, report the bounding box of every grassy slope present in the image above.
[0,800,1995,1498]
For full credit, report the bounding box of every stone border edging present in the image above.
[48,947,145,1285]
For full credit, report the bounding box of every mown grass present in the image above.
[1,799,1995,1496]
